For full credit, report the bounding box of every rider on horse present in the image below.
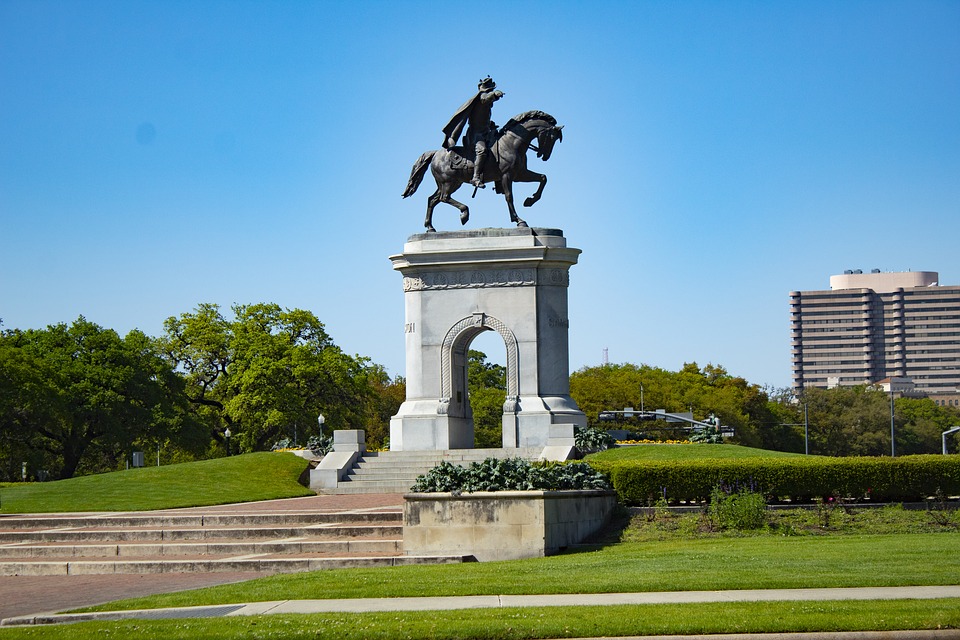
[442,76,503,189]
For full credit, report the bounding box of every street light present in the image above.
[317,414,325,435]
[224,427,232,456]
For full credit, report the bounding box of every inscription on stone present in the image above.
[402,269,537,291]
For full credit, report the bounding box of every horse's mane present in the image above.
[501,110,556,131]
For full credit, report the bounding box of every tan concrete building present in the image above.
[790,270,960,394]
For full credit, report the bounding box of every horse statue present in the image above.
[402,110,563,232]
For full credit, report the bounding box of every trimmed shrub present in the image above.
[575,426,616,454]
[588,455,960,504]
[307,435,332,457]
[411,457,612,493]
[708,485,767,530]
[690,426,723,444]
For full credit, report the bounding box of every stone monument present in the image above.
[389,227,586,450]
[392,80,584,452]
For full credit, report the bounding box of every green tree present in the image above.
[468,350,506,448]
[767,387,960,457]
[0,336,60,480]
[760,386,807,453]
[0,318,198,479]
[161,303,378,452]
[888,396,959,455]
[569,362,775,447]
[364,368,405,450]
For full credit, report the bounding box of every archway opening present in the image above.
[467,331,507,448]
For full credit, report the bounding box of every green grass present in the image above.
[2,446,957,637]
[72,528,959,613]
[588,442,806,462]
[0,452,312,513]
[2,600,958,639]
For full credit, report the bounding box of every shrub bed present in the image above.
[588,455,960,504]
[411,458,611,493]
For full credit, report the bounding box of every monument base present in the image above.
[390,401,474,450]
[389,227,586,452]
[391,395,587,451]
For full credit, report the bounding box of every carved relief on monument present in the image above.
[439,313,520,405]
[402,268,538,291]
[539,269,569,286]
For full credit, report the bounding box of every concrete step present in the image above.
[0,524,402,544]
[329,482,419,495]
[0,497,473,576]
[0,554,470,577]
[325,447,544,494]
[0,538,403,558]
[346,465,434,475]
[0,510,400,531]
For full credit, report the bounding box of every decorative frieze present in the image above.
[402,268,568,291]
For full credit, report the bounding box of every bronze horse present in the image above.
[402,110,563,232]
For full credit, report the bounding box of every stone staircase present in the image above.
[324,447,543,495]
[0,502,468,576]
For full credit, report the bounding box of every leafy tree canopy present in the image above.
[570,362,774,448]
[0,317,201,479]
[468,350,506,448]
[160,303,380,452]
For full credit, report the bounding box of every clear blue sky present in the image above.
[2,0,958,390]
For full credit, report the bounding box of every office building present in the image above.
[790,270,960,394]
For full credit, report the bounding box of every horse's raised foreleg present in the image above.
[514,167,547,208]
[499,176,528,228]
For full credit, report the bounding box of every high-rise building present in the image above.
[790,270,960,394]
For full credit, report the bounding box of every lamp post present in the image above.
[889,391,896,458]
[803,401,809,455]
[317,414,325,435]
[224,427,232,456]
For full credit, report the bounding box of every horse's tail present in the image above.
[402,151,436,198]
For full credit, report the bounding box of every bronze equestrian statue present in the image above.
[402,80,563,232]
[442,76,504,190]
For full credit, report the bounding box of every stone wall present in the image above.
[403,490,616,562]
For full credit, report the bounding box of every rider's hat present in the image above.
[478,76,496,91]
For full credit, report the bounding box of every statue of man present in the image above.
[442,77,504,188]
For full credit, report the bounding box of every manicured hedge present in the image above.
[587,455,960,504]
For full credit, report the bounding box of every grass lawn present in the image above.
[588,442,806,462]
[1,446,957,637]
[2,600,959,639]
[0,452,312,513]
[73,504,960,612]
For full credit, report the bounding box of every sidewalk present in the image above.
[4,585,960,627]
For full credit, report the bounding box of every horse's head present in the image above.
[535,125,563,160]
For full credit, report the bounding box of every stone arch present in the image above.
[438,313,519,421]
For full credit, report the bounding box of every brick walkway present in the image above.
[0,494,405,619]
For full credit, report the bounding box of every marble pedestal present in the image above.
[389,228,586,451]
